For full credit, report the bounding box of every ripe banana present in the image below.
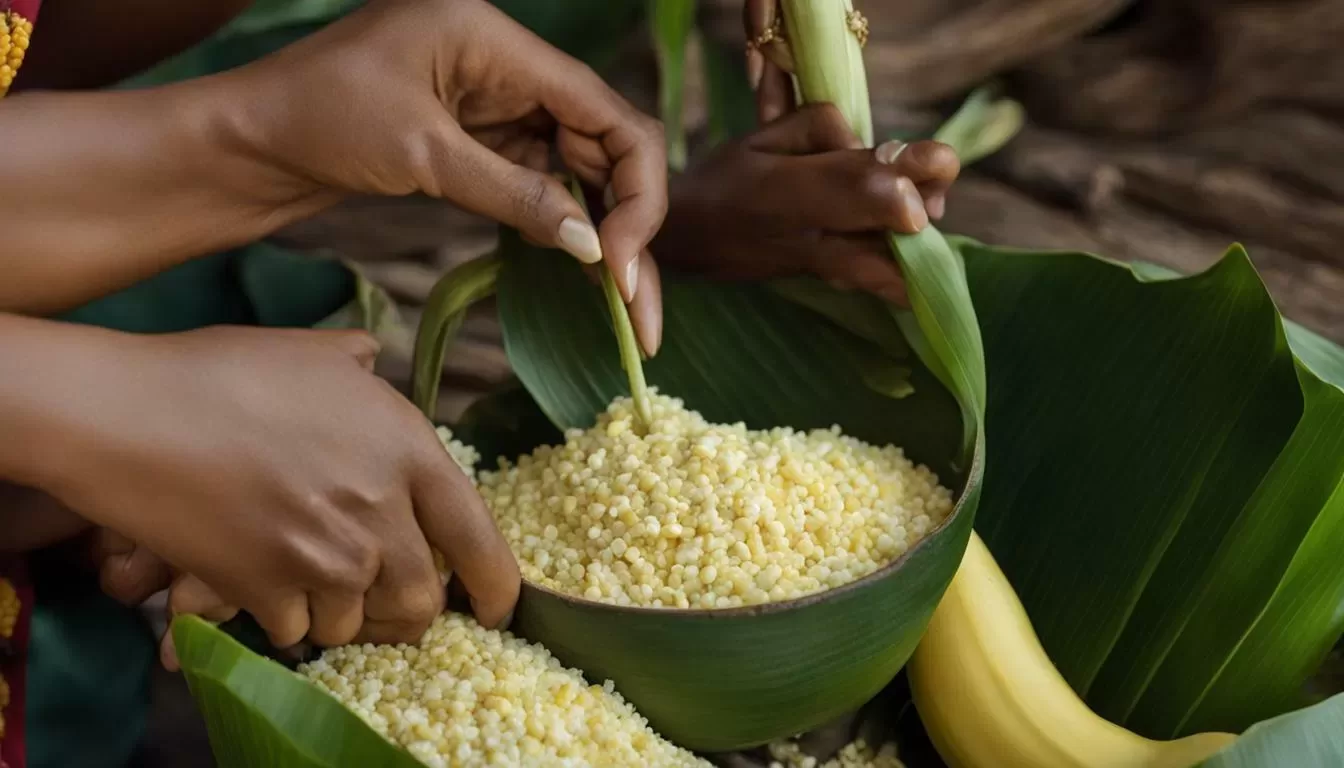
[908,532,1237,768]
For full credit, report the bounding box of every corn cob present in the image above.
[0,10,32,97]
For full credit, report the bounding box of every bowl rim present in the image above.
[512,443,983,620]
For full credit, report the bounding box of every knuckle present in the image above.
[911,140,961,179]
[512,173,550,225]
[392,580,444,625]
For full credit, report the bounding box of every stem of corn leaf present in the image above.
[411,254,502,422]
[650,0,697,171]
[568,178,654,429]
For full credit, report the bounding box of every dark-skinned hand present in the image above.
[653,104,959,305]
[37,325,519,658]
[222,0,667,353]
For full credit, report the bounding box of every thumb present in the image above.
[423,122,611,272]
[276,328,380,370]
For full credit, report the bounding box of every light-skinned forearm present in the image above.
[0,79,337,315]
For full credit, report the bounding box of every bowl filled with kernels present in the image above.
[441,392,977,752]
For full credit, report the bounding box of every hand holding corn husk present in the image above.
[655,104,959,306]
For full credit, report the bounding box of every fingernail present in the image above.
[875,140,908,166]
[557,217,603,264]
[623,258,640,302]
[603,184,617,211]
[495,610,514,632]
[928,194,947,221]
[898,178,929,232]
[747,50,765,90]
[828,279,855,292]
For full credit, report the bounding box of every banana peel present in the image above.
[909,532,1238,768]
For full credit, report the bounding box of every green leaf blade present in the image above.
[173,616,422,768]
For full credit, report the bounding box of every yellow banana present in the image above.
[908,532,1237,768]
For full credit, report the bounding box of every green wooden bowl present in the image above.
[510,455,979,752]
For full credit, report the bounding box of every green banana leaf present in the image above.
[172,616,419,767]
[1200,692,1344,767]
[954,240,1344,740]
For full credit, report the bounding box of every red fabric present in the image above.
[0,560,30,768]
[3,0,40,23]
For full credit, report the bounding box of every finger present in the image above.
[744,0,776,45]
[875,139,961,203]
[99,540,173,606]
[557,128,660,306]
[806,235,909,307]
[361,528,444,640]
[532,61,666,304]
[746,102,864,155]
[168,574,240,623]
[424,119,604,267]
[757,61,795,125]
[160,629,180,672]
[353,618,435,646]
[412,450,520,631]
[307,589,366,648]
[245,589,310,649]
[627,250,663,358]
[264,328,381,370]
[760,152,931,233]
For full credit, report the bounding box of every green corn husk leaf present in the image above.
[172,616,420,767]
[1199,693,1344,767]
[931,85,1024,165]
[649,0,698,170]
[411,254,500,422]
[956,241,1344,740]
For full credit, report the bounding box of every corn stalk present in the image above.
[778,0,986,464]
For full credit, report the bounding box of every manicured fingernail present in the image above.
[623,258,640,302]
[897,178,929,231]
[875,140,908,166]
[928,194,947,221]
[747,50,765,90]
[557,217,602,264]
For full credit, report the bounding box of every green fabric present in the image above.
[26,1,649,765]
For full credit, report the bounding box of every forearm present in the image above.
[0,80,335,315]
[0,314,127,491]
[0,482,89,553]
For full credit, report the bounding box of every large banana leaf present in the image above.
[1200,692,1344,767]
[954,240,1344,739]
[172,616,419,767]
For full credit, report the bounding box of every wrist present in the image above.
[0,315,139,496]
[167,74,342,228]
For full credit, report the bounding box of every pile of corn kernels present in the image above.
[300,613,708,768]
[477,393,954,609]
[766,738,905,768]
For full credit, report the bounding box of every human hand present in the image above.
[653,104,959,305]
[219,0,666,353]
[42,326,519,650]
